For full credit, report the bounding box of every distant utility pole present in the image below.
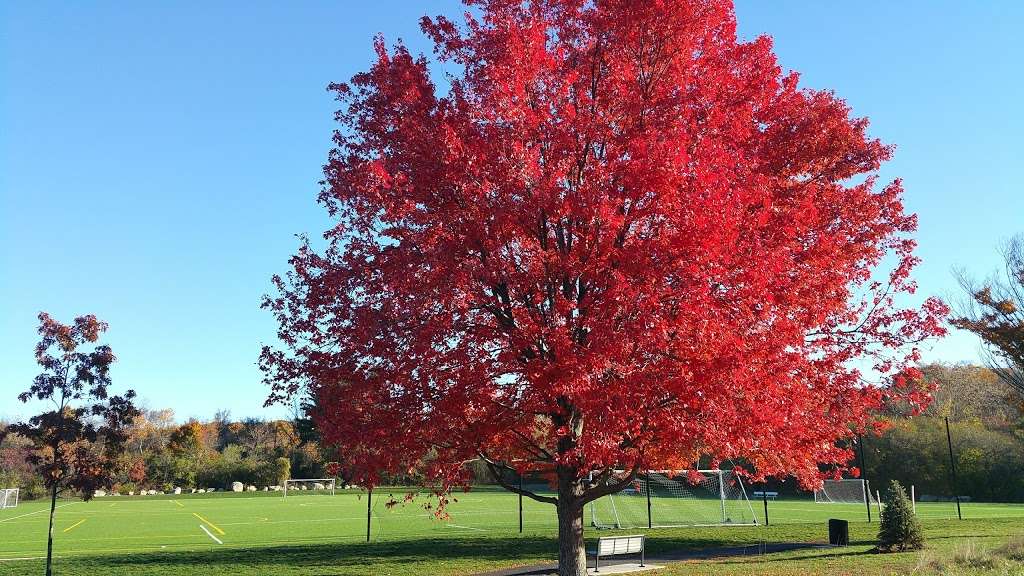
[366,488,372,542]
[518,472,523,533]
[646,471,653,529]
[858,434,871,523]
[945,416,963,520]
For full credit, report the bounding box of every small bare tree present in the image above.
[953,235,1024,397]
[9,313,138,576]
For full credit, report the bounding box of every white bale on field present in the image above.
[208,488,216,492]
[313,483,325,490]
[246,485,257,492]
[95,490,106,497]
[198,489,206,494]
[173,487,181,495]
[231,481,244,492]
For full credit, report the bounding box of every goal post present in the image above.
[814,479,878,505]
[0,488,19,509]
[283,478,336,497]
[589,470,757,529]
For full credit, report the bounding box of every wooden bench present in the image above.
[589,534,645,572]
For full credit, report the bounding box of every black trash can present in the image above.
[828,518,849,546]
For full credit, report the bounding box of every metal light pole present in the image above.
[366,488,372,542]
[858,434,871,523]
[945,416,963,520]
[518,472,524,533]
[646,471,652,529]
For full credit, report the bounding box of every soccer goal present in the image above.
[0,488,19,509]
[814,479,878,505]
[283,478,336,497]
[589,470,757,529]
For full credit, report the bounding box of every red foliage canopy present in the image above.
[262,0,946,500]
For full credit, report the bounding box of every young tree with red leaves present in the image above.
[261,1,947,573]
[10,313,138,576]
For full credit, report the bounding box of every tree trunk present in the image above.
[45,483,57,576]
[556,469,587,576]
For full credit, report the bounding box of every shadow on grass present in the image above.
[38,519,1019,575]
[705,547,874,566]
[51,533,802,574]
[59,536,560,572]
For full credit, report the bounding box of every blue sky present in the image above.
[2,1,1021,423]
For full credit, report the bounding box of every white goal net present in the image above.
[0,488,18,509]
[814,479,878,505]
[589,470,757,529]
[283,478,336,497]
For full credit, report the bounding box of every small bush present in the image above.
[877,479,925,552]
[950,540,996,569]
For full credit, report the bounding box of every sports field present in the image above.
[2,488,1022,575]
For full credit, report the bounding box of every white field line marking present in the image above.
[446,523,486,532]
[0,502,75,523]
[0,556,50,562]
[0,532,373,557]
[1,534,204,546]
[199,525,223,544]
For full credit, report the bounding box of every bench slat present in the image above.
[595,535,644,557]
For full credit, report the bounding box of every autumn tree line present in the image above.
[2,362,1021,502]
[0,406,332,499]
[866,363,1024,503]
[747,363,1024,503]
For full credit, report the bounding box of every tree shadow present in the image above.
[51,532,812,575]
[59,535,560,572]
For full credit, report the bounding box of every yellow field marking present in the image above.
[191,512,225,535]
[172,500,184,507]
[63,519,86,533]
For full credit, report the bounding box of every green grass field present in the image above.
[2,488,1022,575]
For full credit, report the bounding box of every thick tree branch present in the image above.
[478,453,558,506]
[579,465,641,507]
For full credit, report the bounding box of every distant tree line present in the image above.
[751,363,1024,503]
[864,363,1024,503]
[1,402,333,498]
[4,362,1021,501]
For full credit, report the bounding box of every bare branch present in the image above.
[478,453,558,505]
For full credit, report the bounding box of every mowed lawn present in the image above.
[1,488,1022,575]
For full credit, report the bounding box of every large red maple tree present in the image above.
[262,1,946,572]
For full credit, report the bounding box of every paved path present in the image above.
[474,542,831,576]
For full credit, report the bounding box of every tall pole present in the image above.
[945,416,963,520]
[858,434,871,523]
[518,472,523,533]
[366,488,372,542]
[646,471,652,529]
[762,490,769,526]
